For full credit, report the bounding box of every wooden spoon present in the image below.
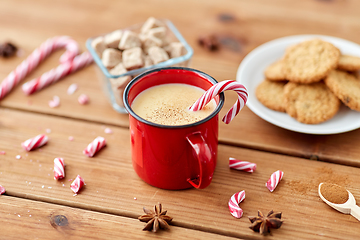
[318,183,360,221]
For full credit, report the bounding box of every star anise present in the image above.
[0,42,17,58]
[138,203,173,232]
[248,210,283,235]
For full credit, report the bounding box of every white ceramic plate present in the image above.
[236,35,360,135]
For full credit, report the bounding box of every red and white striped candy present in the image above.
[48,95,60,108]
[0,185,5,195]
[0,36,79,100]
[21,134,48,151]
[70,175,85,194]
[189,80,248,124]
[78,93,89,105]
[228,190,246,218]
[266,170,284,192]
[83,136,106,157]
[54,158,65,180]
[229,157,256,173]
[22,51,93,95]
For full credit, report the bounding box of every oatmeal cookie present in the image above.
[283,39,340,84]
[284,81,340,124]
[256,79,287,112]
[324,70,360,111]
[337,55,360,72]
[264,60,286,81]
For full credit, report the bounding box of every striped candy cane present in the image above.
[229,157,257,173]
[228,190,246,218]
[70,175,85,194]
[189,80,248,124]
[83,136,106,157]
[0,36,79,99]
[266,170,284,192]
[22,51,93,95]
[21,134,48,151]
[54,158,65,180]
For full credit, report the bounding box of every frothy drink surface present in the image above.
[131,83,217,125]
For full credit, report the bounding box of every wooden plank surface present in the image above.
[2,0,360,239]
[0,196,237,240]
[1,108,359,239]
[1,0,360,167]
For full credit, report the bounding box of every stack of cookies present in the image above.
[256,38,360,124]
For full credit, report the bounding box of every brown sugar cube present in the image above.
[91,36,106,57]
[168,42,186,58]
[104,30,123,48]
[109,62,127,76]
[144,55,153,67]
[140,17,164,34]
[148,46,169,64]
[102,48,122,68]
[142,35,163,54]
[110,75,132,107]
[118,30,141,50]
[122,47,144,70]
[109,63,132,106]
[147,27,167,40]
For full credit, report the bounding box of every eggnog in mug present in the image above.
[131,83,216,126]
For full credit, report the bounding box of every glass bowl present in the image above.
[86,19,194,113]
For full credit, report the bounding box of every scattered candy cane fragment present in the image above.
[53,158,65,180]
[266,170,284,192]
[0,151,5,155]
[22,52,93,95]
[70,175,85,194]
[45,128,51,133]
[49,95,60,108]
[0,185,5,194]
[0,36,80,100]
[21,134,48,151]
[229,157,256,173]
[78,94,89,105]
[228,190,245,218]
[104,127,113,134]
[67,83,78,95]
[189,80,248,124]
[83,136,106,157]
[68,136,74,141]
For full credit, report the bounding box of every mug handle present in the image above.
[186,131,215,189]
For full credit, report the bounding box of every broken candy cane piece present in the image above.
[266,170,284,192]
[228,190,245,218]
[49,95,60,108]
[83,136,106,157]
[21,134,48,151]
[67,83,78,95]
[70,175,85,194]
[0,185,5,194]
[54,158,65,180]
[78,94,89,105]
[229,157,256,173]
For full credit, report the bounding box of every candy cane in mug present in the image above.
[228,190,246,218]
[0,36,79,99]
[189,80,248,124]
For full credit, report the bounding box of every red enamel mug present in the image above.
[123,67,224,190]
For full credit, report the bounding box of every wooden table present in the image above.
[1,0,360,239]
